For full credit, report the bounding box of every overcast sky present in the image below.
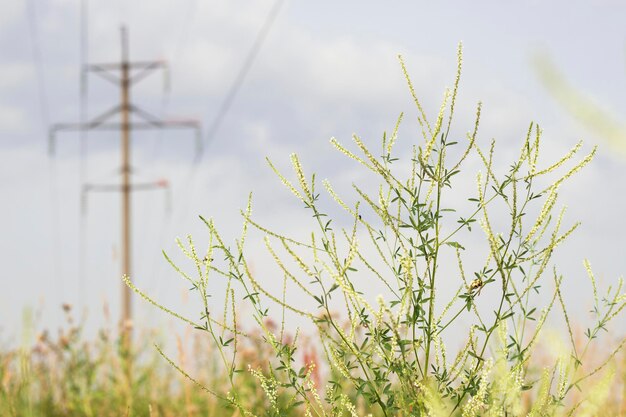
[1,0,625,346]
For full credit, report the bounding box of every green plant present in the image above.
[125,44,626,416]
[0,304,232,417]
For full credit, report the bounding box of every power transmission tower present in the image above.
[50,26,201,345]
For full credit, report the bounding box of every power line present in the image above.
[135,0,197,295]
[199,0,287,159]
[78,0,90,308]
[143,0,199,298]
[26,0,50,129]
[26,0,64,303]
[167,0,287,242]
[147,0,197,165]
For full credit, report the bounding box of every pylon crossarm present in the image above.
[87,61,164,71]
[86,65,121,85]
[129,105,162,125]
[87,61,166,86]
[129,61,166,85]
[49,104,122,139]
[81,180,170,213]
[52,121,199,132]
[84,182,169,192]
[88,104,123,126]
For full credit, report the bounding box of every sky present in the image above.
[1,0,625,347]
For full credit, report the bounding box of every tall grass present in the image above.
[123,45,626,416]
[0,305,329,416]
[0,304,222,416]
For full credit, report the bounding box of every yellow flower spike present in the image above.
[450,102,481,174]
[525,186,559,244]
[449,326,476,382]
[477,172,498,259]
[540,146,597,196]
[583,259,599,307]
[556,356,570,401]
[422,87,450,166]
[329,136,375,172]
[244,256,312,319]
[531,123,542,174]
[222,277,231,338]
[249,366,279,413]
[353,184,385,224]
[243,212,315,249]
[263,236,315,298]
[398,54,432,139]
[352,134,385,176]
[322,179,350,213]
[175,236,191,259]
[122,275,200,328]
[519,122,533,165]
[424,173,437,203]
[290,153,312,202]
[511,166,519,224]
[462,359,493,417]
[377,183,388,216]
[444,42,463,139]
[409,144,418,190]
[386,112,404,156]
[375,294,386,324]
[266,156,304,202]
[436,284,463,327]
[529,140,583,180]
[311,232,318,262]
[240,192,253,247]
[154,344,229,402]
[279,237,315,278]
[553,268,580,364]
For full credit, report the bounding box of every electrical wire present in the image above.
[169,0,287,245]
[201,0,286,160]
[78,0,90,309]
[141,0,199,300]
[26,1,49,130]
[26,0,64,304]
[145,0,197,166]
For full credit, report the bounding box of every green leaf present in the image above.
[445,241,465,250]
